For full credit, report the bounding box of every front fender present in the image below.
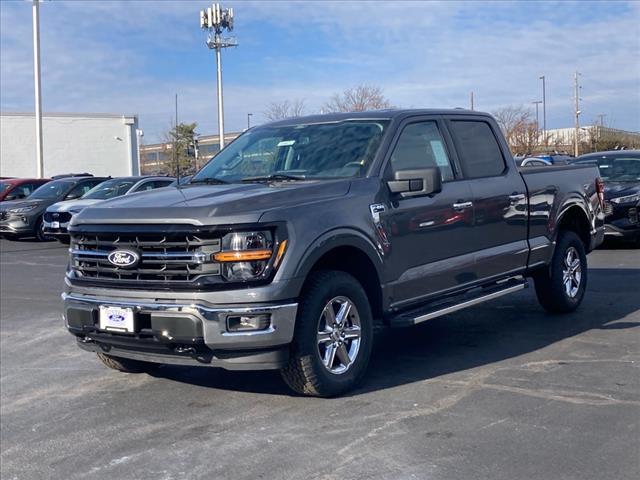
[293,227,385,286]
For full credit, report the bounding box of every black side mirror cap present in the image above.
[387,167,442,199]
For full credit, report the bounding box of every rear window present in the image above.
[450,121,506,178]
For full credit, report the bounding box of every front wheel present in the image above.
[281,270,373,397]
[34,216,51,242]
[534,230,587,313]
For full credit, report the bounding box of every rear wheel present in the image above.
[281,270,373,397]
[96,352,159,374]
[534,230,587,313]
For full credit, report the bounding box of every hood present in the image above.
[604,181,640,200]
[0,198,45,212]
[46,198,103,213]
[72,180,351,226]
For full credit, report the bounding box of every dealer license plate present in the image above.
[99,306,135,333]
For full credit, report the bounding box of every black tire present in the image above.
[281,270,373,397]
[96,352,159,374]
[534,230,587,313]
[34,216,50,242]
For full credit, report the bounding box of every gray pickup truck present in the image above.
[63,109,605,396]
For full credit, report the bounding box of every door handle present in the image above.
[452,201,473,211]
[508,193,526,204]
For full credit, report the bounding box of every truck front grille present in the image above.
[69,230,222,285]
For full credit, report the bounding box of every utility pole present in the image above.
[573,72,581,158]
[539,75,547,146]
[247,112,253,129]
[200,4,237,150]
[532,100,542,142]
[470,91,474,111]
[597,113,606,127]
[32,0,44,178]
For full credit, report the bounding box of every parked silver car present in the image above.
[43,176,174,243]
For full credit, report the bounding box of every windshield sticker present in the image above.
[277,140,296,147]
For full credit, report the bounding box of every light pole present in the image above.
[574,71,582,158]
[539,75,547,146]
[247,113,253,129]
[200,3,237,150]
[32,0,44,178]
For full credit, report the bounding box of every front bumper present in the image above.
[63,293,298,370]
[43,219,70,238]
[0,215,36,236]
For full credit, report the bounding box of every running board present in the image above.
[390,279,528,327]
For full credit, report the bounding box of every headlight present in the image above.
[610,193,640,204]
[8,205,37,214]
[214,231,287,282]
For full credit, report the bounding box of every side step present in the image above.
[389,278,528,327]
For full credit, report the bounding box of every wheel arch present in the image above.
[294,229,385,320]
[555,203,592,252]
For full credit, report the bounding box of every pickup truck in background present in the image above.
[62,109,605,396]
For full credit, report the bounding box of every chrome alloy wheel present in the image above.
[317,296,362,375]
[562,246,582,298]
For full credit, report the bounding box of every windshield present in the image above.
[28,180,74,199]
[0,182,12,193]
[192,120,389,183]
[578,155,640,182]
[82,178,136,199]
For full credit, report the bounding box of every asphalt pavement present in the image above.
[1,238,638,480]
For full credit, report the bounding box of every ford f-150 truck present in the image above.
[62,109,605,396]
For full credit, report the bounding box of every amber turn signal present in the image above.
[213,249,273,262]
[274,239,288,267]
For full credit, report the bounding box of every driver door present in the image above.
[381,117,477,308]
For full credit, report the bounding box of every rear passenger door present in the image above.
[446,117,529,280]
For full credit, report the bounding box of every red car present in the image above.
[0,178,50,202]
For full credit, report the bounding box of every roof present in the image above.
[0,178,50,185]
[578,150,640,158]
[263,108,491,127]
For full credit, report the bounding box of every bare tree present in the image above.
[263,99,306,121]
[322,85,392,113]
[493,105,542,155]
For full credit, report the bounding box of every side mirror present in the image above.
[5,193,23,201]
[387,167,442,199]
[65,192,82,200]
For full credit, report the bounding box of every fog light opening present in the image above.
[226,314,271,332]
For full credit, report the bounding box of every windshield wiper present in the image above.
[190,177,230,185]
[241,174,306,183]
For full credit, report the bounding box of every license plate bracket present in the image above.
[99,306,135,333]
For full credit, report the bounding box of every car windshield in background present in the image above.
[0,182,12,193]
[192,120,389,183]
[28,181,74,199]
[578,155,640,182]
[82,179,136,199]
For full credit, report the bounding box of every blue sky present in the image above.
[1,0,639,143]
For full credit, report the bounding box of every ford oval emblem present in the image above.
[107,249,140,268]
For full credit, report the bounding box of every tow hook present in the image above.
[174,346,196,355]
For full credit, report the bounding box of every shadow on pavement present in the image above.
[151,267,640,396]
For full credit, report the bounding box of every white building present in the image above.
[0,112,140,178]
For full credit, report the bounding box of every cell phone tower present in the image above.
[200,3,237,149]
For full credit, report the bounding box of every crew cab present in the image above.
[62,110,605,396]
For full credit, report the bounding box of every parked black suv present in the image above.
[62,110,604,396]
[571,150,639,243]
[0,176,107,241]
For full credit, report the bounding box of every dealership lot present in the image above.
[0,239,638,480]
